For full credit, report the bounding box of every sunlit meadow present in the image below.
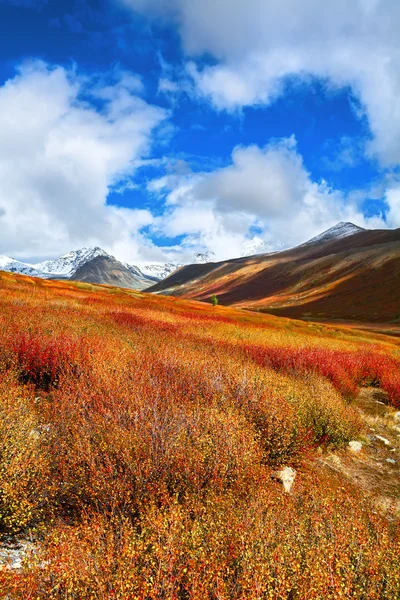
[0,271,399,599]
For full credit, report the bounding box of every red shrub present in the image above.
[12,332,88,390]
[244,344,400,405]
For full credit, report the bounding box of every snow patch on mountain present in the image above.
[241,237,276,257]
[302,222,366,246]
[123,263,160,285]
[140,252,216,281]
[139,262,182,281]
[194,252,216,263]
[0,256,42,277]
[34,247,109,277]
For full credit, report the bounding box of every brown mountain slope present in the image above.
[148,228,400,323]
[70,255,150,290]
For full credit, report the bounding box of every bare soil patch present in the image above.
[313,387,400,515]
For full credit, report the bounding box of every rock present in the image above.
[271,466,297,493]
[29,424,51,440]
[394,412,400,423]
[386,458,396,465]
[0,540,34,571]
[375,435,391,446]
[349,441,363,453]
[330,455,341,467]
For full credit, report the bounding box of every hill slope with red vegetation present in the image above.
[149,227,400,323]
[0,270,400,598]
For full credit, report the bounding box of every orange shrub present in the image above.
[0,272,398,598]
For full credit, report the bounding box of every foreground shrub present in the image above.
[0,373,53,533]
[3,483,400,599]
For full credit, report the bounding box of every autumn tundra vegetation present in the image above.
[0,270,399,598]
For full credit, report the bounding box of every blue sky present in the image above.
[0,0,399,265]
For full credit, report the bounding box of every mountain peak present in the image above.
[34,247,112,277]
[303,222,366,246]
[331,221,364,231]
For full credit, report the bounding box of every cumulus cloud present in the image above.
[123,0,400,166]
[0,61,167,263]
[385,187,400,228]
[150,138,386,260]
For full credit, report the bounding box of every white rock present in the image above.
[375,435,391,446]
[386,458,396,465]
[330,455,342,467]
[0,541,34,571]
[394,412,400,423]
[28,424,51,440]
[349,441,363,453]
[271,466,297,493]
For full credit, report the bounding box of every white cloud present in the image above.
[123,0,400,166]
[0,60,391,270]
[150,138,386,260]
[385,187,400,228]
[0,60,168,263]
[158,78,180,95]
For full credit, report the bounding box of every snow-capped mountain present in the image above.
[140,252,216,281]
[0,247,156,288]
[301,222,365,247]
[33,247,109,278]
[139,262,183,281]
[194,251,216,263]
[0,255,42,277]
[241,238,277,257]
[0,223,368,285]
[70,255,153,290]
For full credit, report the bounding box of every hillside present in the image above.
[0,270,399,598]
[149,224,400,323]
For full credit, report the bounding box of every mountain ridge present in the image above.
[148,223,400,323]
[33,247,110,277]
[0,248,156,290]
[0,248,219,284]
[70,255,152,289]
[1,222,393,301]
[300,222,366,247]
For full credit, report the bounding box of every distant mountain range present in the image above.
[138,252,217,281]
[3,221,397,313]
[0,247,219,290]
[0,247,156,290]
[149,222,400,323]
